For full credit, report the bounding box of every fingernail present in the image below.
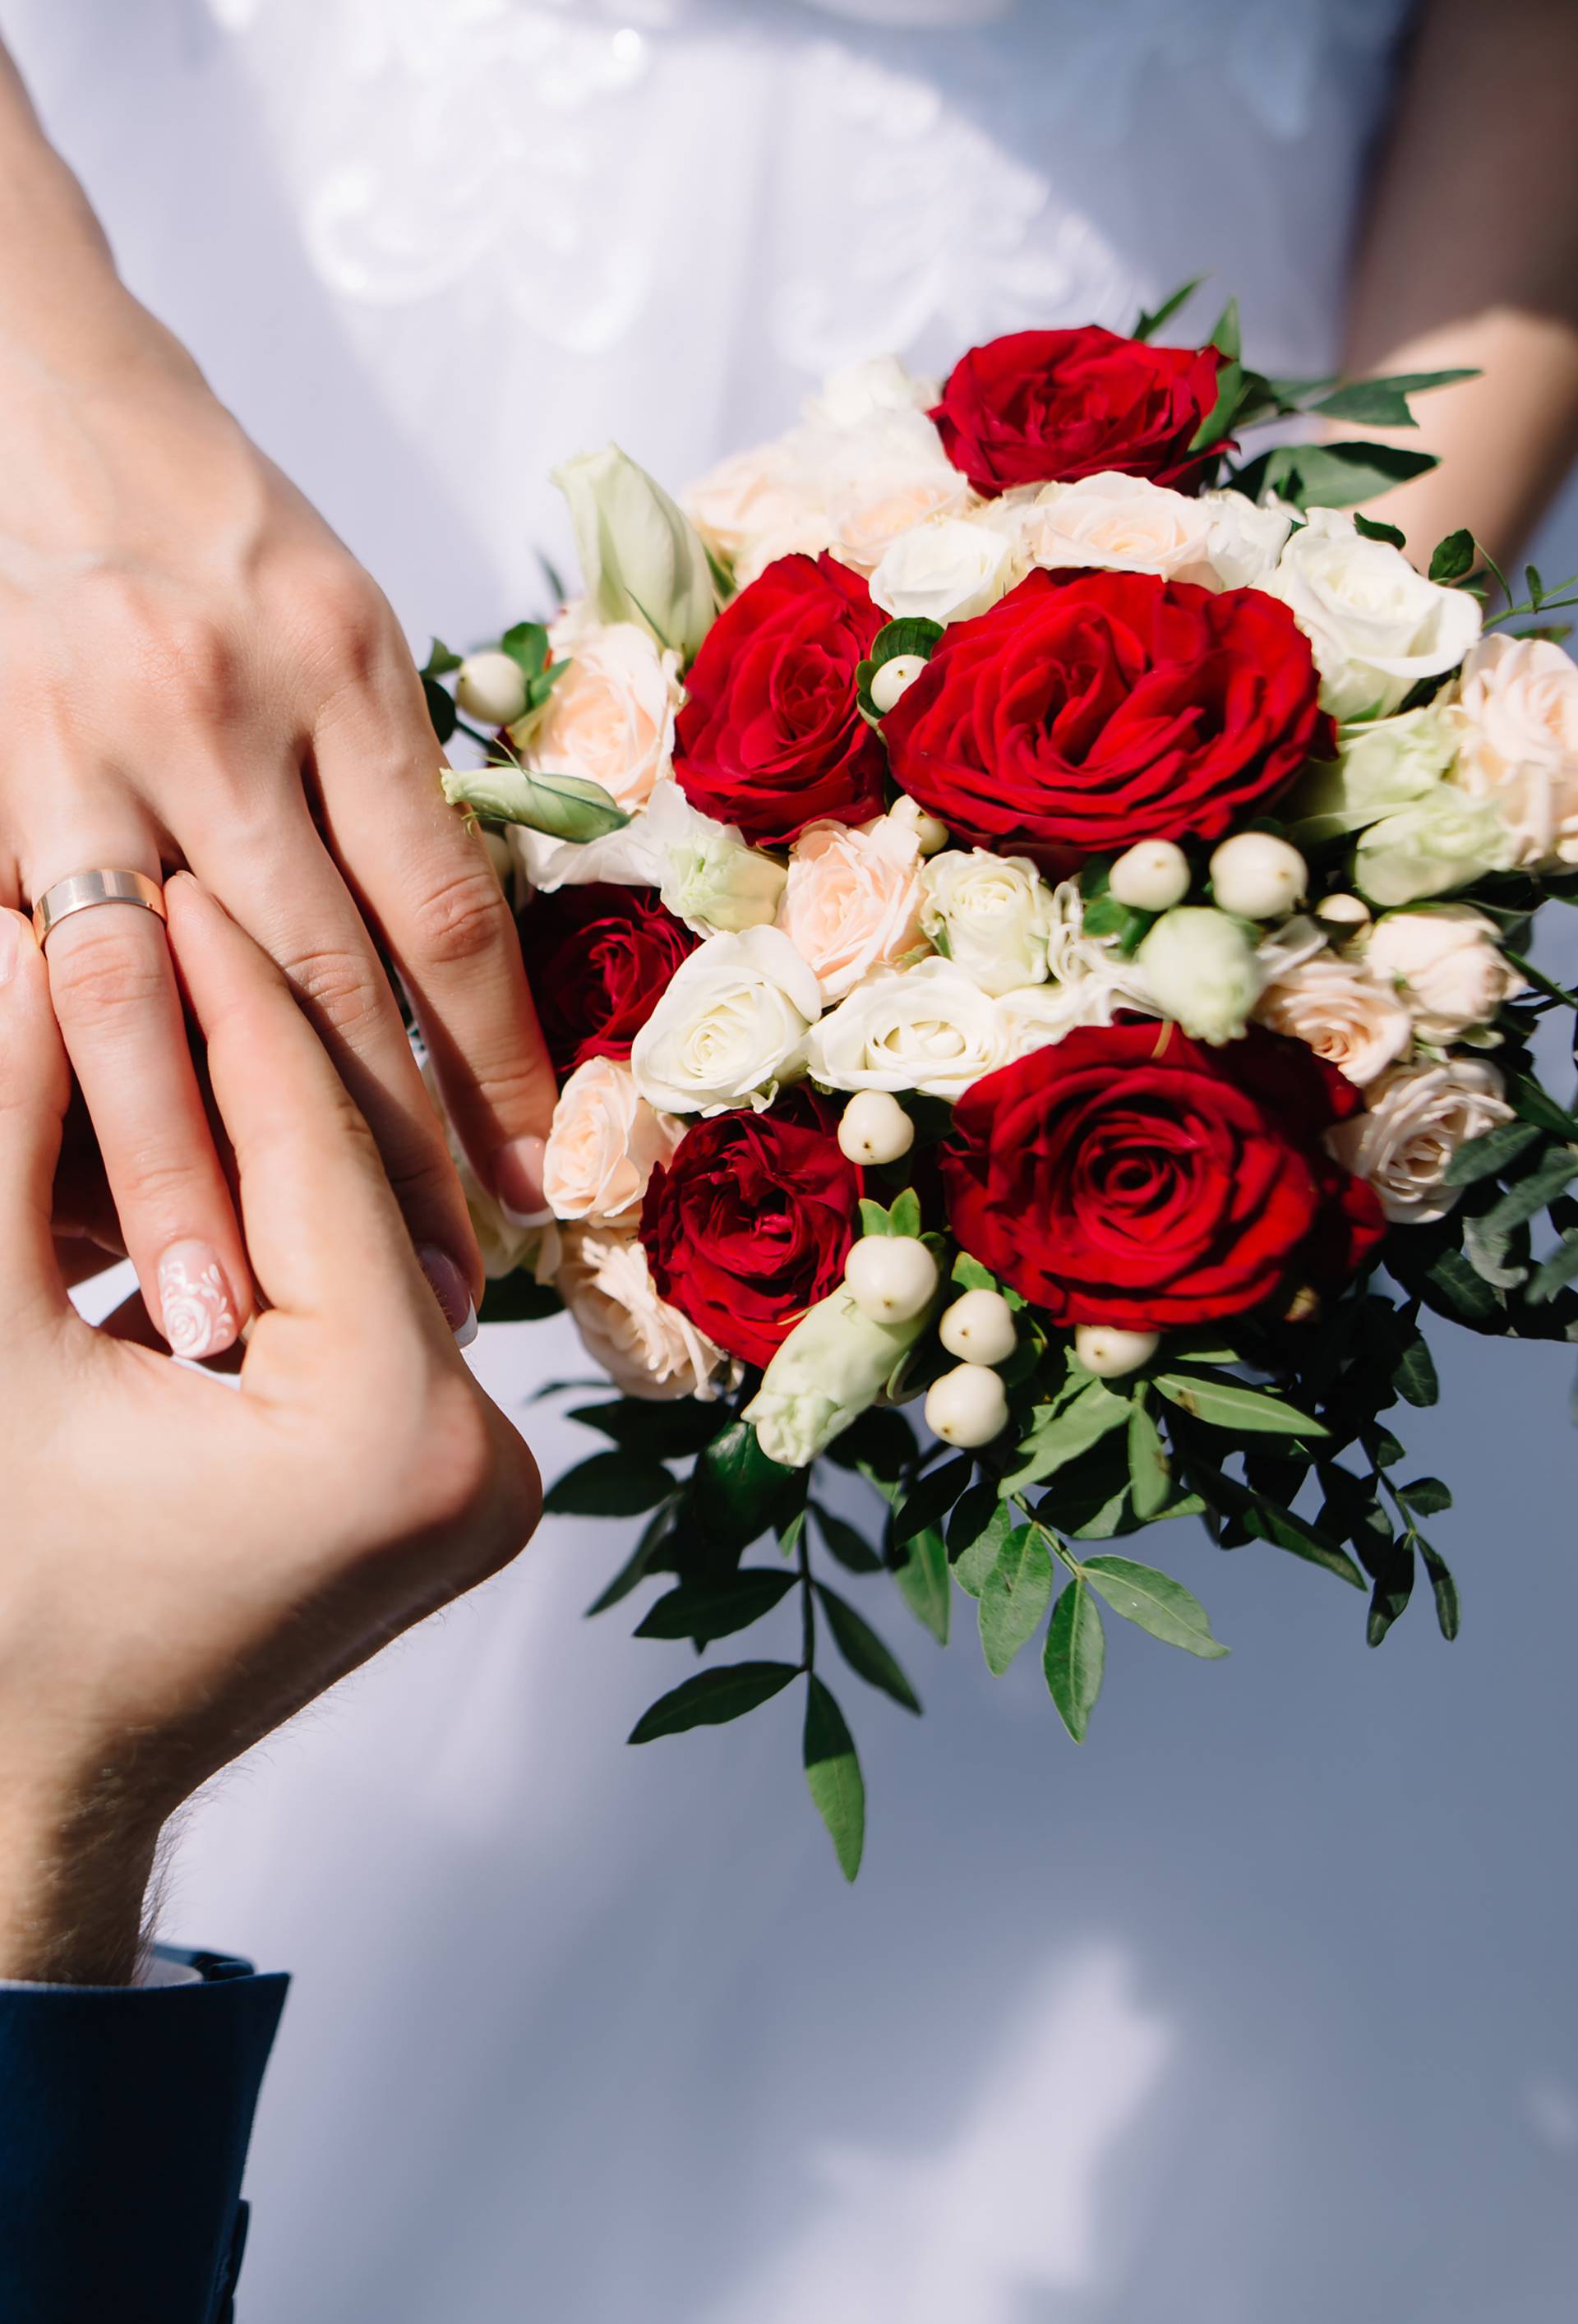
[492,1135,551,1227]
[158,1241,240,1360]
[418,1244,479,1346]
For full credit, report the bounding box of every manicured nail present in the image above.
[158,1241,240,1360]
[418,1244,478,1345]
[492,1134,551,1227]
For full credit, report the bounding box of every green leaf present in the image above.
[1393,1330,1440,1409]
[635,1569,796,1643]
[979,1524,1057,1676]
[1530,1227,1578,1303]
[949,1495,1013,1598]
[1365,1541,1415,1648]
[1043,1579,1105,1742]
[803,1676,865,1881]
[1182,1453,1363,1587]
[1479,1147,1578,1236]
[544,1450,674,1519]
[1509,1076,1578,1142]
[1153,1373,1327,1437]
[1417,1243,1502,1322]
[1081,1556,1229,1658]
[811,1502,884,1574]
[628,1660,798,1743]
[1309,371,1474,428]
[894,1526,950,1645]
[893,1453,972,1547]
[569,1398,726,1459]
[1126,1398,1173,1521]
[825,1405,916,1493]
[478,1270,564,1324]
[856,618,944,723]
[1429,528,1477,585]
[422,673,458,745]
[440,761,629,842]
[1188,356,1243,454]
[1420,1542,1460,1642]
[1001,1376,1133,1491]
[422,638,463,678]
[1133,276,1203,342]
[692,1421,802,1552]
[1400,1475,1452,1517]
[585,1497,683,1616]
[815,1584,921,1713]
[1207,296,1242,363]
[1442,1118,1543,1186]
[500,619,551,680]
[1234,440,1437,511]
[1352,513,1406,548]
[1462,1210,1528,1289]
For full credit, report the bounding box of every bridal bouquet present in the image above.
[429,288,1578,1878]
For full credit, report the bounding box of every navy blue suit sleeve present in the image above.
[0,1949,288,2324]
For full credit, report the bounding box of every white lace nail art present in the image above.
[157,1243,239,1360]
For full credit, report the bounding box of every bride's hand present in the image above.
[0,48,556,1357]
[0,883,542,1984]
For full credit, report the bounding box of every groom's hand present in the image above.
[0,881,541,1987]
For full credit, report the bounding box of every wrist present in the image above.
[0,1788,162,1987]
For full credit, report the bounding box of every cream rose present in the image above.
[802,354,939,430]
[806,956,1010,1100]
[1354,788,1516,907]
[869,514,1013,626]
[682,439,831,581]
[541,1057,685,1225]
[1451,633,1578,869]
[1017,473,1289,591]
[921,847,1055,997]
[813,407,974,571]
[630,925,819,1114]
[1253,951,1413,1086]
[509,620,681,817]
[1328,1056,1515,1224]
[557,1224,733,1401]
[1364,906,1525,1044]
[776,817,929,1002]
[1266,508,1483,720]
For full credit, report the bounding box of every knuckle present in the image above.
[297,558,398,684]
[47,920,168,1021]
[282,940,393,1042]
[400,1381,539,1553]
[406,860,513,974]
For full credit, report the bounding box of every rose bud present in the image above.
[456,649,528,726]
[843,1234,939,1324]
[1209,832,1308,920]
[925,1363,1009,1448]
[1073,1324,1159,1378]
[837,1091,916,1165]
[938,1287,1017,1367]
[1136,906,1262,1044]
[745,1288,930,1469]
[1109,838,1191,911]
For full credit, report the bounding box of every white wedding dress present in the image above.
[14,4,1578,2319]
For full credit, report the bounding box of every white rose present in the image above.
[541,1057,685,1225]
[921,847,1055,997]
[744,1285,930,1468]
[554,445,717,663]
[508,619,681,817]
[869,514,1013,626]
[1290,705,1460,843]
[1042,877,1156,1017]
[1354,788,1516,906]
[1328,1056,1515,1224]
[557,1224,734,1402]
[1135,907,1262,1044]
[810,407,974,571]
[807,956,1011,1100]
[1451,632,1578,869]
[1266,508,1483,719]
[1363,906,1525,1044]
[645,782,787,934]
[1017,473,1290,592]
[681,438,822,570]
[776,816,929,1002]
[1253,951,1413,1086]
[802,354,939,430]
[630,925,819,1114]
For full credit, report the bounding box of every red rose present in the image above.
[930,325,1223,497]
[672,552,888,846]
[639,1089,862,1368]
[519,883,696,1080]
[884,569,1326,869]
[940,1020,1384,1330]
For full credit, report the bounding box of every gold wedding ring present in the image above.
[30,868,168,951]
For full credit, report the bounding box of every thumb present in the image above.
[0,908,75,1335]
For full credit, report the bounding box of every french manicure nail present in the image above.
[158,1241,240,1360]
[418,1244,478,1344]
[492,1134,551,1227]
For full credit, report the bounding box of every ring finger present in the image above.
[30,832,251,1360]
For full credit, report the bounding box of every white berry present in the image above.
[870,653,929,715]
[1109,839,1191,912]
[1073,1324,1159,1379]
[1208,832,1308,921]
[925,1363,1009,1447]
[1315,890,1372,933]
[938,1288,1017,1367]
[837,1091,916,1166]
[844,1234,939,1324]
[887,793,951,855]
[456,649,528,726]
